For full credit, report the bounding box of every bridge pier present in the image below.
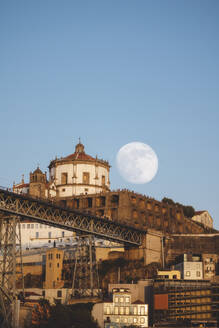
[0,215,24,328]
[72,235,101,298]
[124,229,165,268]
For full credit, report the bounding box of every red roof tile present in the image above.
[14,183,29,188]
[64,152,96,161]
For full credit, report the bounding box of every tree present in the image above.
[32,302,99,328]
[162,197,175,205]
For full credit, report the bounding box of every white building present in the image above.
[48,140,110,198]
[92,288,148,328]
[13,140,111,249]
[18,221,75,249]
[174,254,203,280]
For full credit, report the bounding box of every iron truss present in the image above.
[0,189,144,246]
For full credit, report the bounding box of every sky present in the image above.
[1,1,219,229]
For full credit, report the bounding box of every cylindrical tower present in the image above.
[48,141,110,198]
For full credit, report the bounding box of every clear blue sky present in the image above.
[1,1,219,229]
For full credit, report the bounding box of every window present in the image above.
[83,172,90,184]
[31,224,34,229]
[27,224,30,229]
[61,172,68,184]
[49,263,52,268]
[196,271,201,277]
[57,263,59,268]
[133,307,137,315]
[125,297,130,303]
[140,317,145,323]
[48,232,52,238]
[35,224,38,228]
[186,271,191,277]
[114,307,118,315]
[140,306,145,315]
[57,290,62,298]
[62,231,65,237]
[36,232,39,239]
[62,188,65,192]
[133,317,138,323]
[42,290,45,297]
[120,297,124,303]
[102,175,106,185]
[114,297,119,303]
[125,307,129,315]
[22,224,25,229]
[106,307,110,315]
[120,307,124,314]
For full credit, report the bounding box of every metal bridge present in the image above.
[0,188,145,328]
[0,188,144,246]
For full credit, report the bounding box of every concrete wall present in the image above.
[143,230,163,266]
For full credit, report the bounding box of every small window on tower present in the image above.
[83,172,90,184]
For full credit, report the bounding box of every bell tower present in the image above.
[29,167,47,198]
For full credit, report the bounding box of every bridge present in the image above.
[0,188,146,328]
[0,188,144,246]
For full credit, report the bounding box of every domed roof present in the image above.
[48,140,110,168]
[33,166,43,174]
[64,141,96,161]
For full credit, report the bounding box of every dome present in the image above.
[63,140,98,162]
[33,166,43,174]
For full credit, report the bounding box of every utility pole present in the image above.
[72,235,100,298]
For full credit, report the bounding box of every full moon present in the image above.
[116,142,158,184]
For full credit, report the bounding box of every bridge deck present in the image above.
[0,189,145,246]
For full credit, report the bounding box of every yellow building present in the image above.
[44,248,64,289]
[157,270,181,280]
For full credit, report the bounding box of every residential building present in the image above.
[174,254,203,280]
[202,254,218,280]
[192,210,213,229]
[18,220,75,249]
[157,270,181,280]
[153,278,216,325]
[92,288,148,328]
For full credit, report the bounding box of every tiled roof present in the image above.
[64,152,96,161]
[194,211,206,215]
[14,183,29,188]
